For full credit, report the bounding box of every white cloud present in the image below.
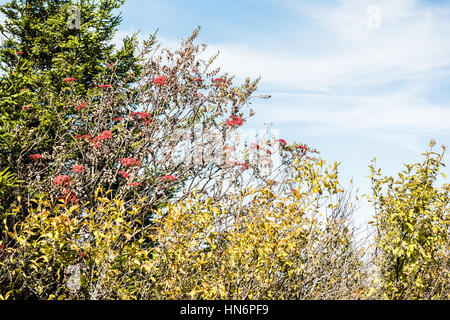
[365,132,424,153]
[184,0,450,93]
[257,92,450,134]
[116,0,450,92]
[246,90,449,153]
[115,0,450,149]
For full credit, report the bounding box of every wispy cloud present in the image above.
[255,91,450,134]
[117,0,450,91]
[200,0,450,91]
[116,0,450,152]
[195,0,450,151]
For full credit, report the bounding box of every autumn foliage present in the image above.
[0,1,449,301]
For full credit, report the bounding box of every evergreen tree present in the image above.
[0,0,153,210]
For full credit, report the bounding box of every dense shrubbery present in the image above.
[1,157,367,300]
[0,0,448,300]
[368,141,449,299]
[147,157,366,299]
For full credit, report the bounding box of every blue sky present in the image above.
[117,0,450,228]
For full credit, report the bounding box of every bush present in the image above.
[368,141,450,299]
[11,28,316,231]
[1,188,152,299]
[148,157,367,299]
[1,156,367,299]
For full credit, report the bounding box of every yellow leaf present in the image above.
[115,217,125,224]
[142,262,153,273]
[429,140,436,147]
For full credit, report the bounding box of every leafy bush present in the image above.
[12,28,316,232]
[0,168,20,213]
[1,188,151,299]
[369,141,450,299]
[1,156,367,300]
[147,157,367,299]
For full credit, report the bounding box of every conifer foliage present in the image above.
[0,0,149,212]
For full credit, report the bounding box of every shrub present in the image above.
[1,156,367,300]
[1,188,151,299]
[139,156,367,299]
[12,29,314,228]
[368,141,450,299]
